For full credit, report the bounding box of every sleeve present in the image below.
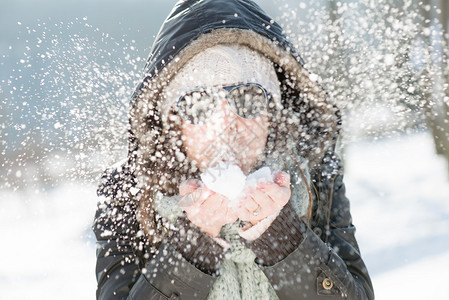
[93,166,220,300]
[243,161,374,299]
[165,215,226,275]
[93,197,221,300]
[93,197,143,299]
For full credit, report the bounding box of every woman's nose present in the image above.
[216,99,238,126]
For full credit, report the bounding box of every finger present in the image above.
[237,200,265,223]
[196,211,220,226]
[235,205,253,221]
[179,179,203,196]
[216,206,236,224]
[179,194,195,208]
[234,188,270,222]
[273,171,290,187]
[198,202,228,226]
[191,186,214,207]
[250,188,279,213]
[183,187,214,215]
[258,182,291,207]
[199,193,225,215]
[225,207,239,224]
[240,194,259,212]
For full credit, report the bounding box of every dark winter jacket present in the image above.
[92,0,374,299]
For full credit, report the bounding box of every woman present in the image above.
[93,0,374,299]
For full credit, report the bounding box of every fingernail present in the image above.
[274,174,283,184]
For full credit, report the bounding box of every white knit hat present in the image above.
[161,44,282,123]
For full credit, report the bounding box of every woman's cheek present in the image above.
[182,124,212,168]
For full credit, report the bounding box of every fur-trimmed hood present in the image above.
[128,0,341,173]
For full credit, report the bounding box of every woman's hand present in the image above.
[236,171,291,225]
[179,179,238,237]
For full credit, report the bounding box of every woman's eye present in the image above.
[179,92,217,124]
[229,86,267,118]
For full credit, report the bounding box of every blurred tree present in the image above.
[439,0,449,171]
[422,0,449,172]
[420,0,440,150]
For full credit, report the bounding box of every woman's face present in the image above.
[181,99,269,174]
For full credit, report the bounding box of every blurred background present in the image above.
[1,0,448,299]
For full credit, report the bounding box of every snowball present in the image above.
[200,162,246,201]
[200,163,274,206]
[245,166,273,187]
